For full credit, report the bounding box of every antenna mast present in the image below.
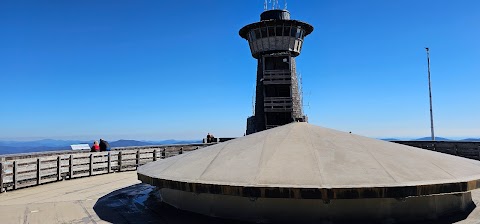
[265,0,282,10]
[425,47,435,141]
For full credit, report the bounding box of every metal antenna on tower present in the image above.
[284,0,288,9]
[264,0,267,11]
[298,72,311,117]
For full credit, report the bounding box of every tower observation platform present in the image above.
[239,9,313,134]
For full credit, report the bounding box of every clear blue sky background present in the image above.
[1,0,479,141]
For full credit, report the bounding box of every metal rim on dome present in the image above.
[138,173,480,200]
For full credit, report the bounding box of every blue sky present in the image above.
[1,0,479,141]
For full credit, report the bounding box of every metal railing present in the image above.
[393,141,480,160]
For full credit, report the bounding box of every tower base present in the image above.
[159,188,473,223]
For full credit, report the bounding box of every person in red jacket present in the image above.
[91,141,100,152]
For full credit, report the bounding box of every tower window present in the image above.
[265,84,290,97]
[283,25,291,36]
[290,27,297,37]
[276,26,283,37]
[264,56,290,71]
[268,26,275,37]
[249,31,256,41]
[261,27,267,38]
[296,28,303,38]
[254,29,261,39]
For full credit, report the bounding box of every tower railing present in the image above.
[263,73,292,85]
[264,96,293,112]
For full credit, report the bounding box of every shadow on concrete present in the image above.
[421,203,476,224]
[93,183,476,224]
[93,183,249,224]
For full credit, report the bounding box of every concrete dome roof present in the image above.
[138,122,480,199]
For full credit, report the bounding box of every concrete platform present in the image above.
[138,123,480,197]
[137,123,480,222]
[1,171,480,223]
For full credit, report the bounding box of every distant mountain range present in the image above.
[380,138,400,141]
[0,139,90,148]
[412,137,451,141]
[108,139,203,147]
[0,139,202,155]
[381,137,480,142]
[460,138,480,142]
[1,136,479,156]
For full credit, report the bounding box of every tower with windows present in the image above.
[239,9,313,134]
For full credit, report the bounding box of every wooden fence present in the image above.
[0,145,207,193]
[393,141,480,160]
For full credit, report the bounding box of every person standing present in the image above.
[206,133,212,143]
[99,139,111,151]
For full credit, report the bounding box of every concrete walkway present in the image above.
[0,172,140,224]
[0,171,479,224]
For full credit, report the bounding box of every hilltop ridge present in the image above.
[0,139,202,155]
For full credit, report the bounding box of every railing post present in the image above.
[89,154,93,176]
[179,147,183,155]
[136,150,140,169]
[118,151,122,172]
[478,145,480,160]
[161,148,166,159]
[36,158,41,185]
[13,161,17,190]
[107,152,111,173]
[153,149,157,161]
[69,155,73,179]
[0,162,4,193]
[57,156,61,181]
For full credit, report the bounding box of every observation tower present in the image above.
[239,9,313,134]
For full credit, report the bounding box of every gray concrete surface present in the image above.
[0,171,248,224]
[0,172,140,224]
[138,122,480,191]
[136,122,480,222]
[0,171,480,223]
